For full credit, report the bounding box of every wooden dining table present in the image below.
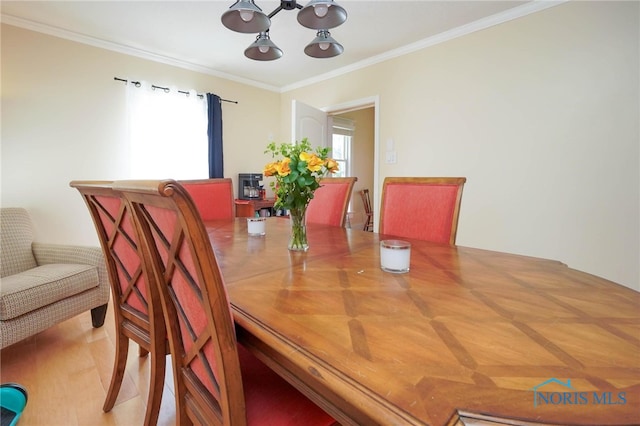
[205,218,640,426]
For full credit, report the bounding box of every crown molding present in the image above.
[279,0,568,92]
[0,14,280,92]
[2,1,567,94]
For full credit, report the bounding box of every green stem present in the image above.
[289,207,308,251]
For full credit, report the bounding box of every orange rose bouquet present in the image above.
[264,138,338,250]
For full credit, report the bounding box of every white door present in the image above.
[292,100,330,149]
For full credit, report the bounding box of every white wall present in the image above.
[280,1,639,290]
[2,2,638,290]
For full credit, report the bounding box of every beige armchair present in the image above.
[0,208,110,349]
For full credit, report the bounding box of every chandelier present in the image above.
[221,0,347,61]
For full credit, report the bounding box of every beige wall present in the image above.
[280,1,639,289]
[1,24,282,247]
[2,1,638,290]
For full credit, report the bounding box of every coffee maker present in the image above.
[238,173,263,200]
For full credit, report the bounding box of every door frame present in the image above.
[322,95,380,231]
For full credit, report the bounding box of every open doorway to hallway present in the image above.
[293,96,379,231]
[331,106,375,230]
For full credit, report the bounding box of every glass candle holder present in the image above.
[247,217,266,236]
[380,240,411,273]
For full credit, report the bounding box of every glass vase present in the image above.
[288,207,309,252]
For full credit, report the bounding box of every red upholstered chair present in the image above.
[116,179,336,426]
[379,177,466,245]
[180,178,234,220]
[306,177,357,228]
[70,181,168,426]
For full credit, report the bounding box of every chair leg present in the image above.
[91,303,109,327]
[143,349,166,426]
[103,331,129,412]
[363,216,373,232]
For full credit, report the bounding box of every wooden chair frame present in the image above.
[115,180,336,426]
[70,181,168,426]
[116,180,246,425]
[359,189,374,232]
[379,177,466,245]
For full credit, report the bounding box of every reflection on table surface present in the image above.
[205,218,640,426]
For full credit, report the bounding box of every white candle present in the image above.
[380,240,411,273]
[247,217,266,236]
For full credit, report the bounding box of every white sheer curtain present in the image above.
[126,81,208,179]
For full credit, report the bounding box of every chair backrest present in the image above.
[379,177,466,245]
[180,178,234,221]
[359,189,374,232]
[306,177,357,227]
[0,208,37,277]
[114,179,245,425]
[70,181,166,346]
[360,189,372,216]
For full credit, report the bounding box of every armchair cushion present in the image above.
[0,263,99,320]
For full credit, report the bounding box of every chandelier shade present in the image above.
[244,32,283,61]
[221,0,270,33]
[297,0,347,30]
[304,29,343,58]
[221,0,347,60]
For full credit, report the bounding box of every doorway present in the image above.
[331,107,375,230]
[293,96,380,231]
[326,97,378,231]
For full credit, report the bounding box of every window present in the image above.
[126,82,208,179]
[331,117,354,178]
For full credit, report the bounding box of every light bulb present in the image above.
[313,4,328,18]
[239,10,254,22]
[319,42,330,51]
[258,45,270,53]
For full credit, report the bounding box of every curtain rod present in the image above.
[113,77,238,104]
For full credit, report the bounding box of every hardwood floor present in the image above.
[0,304,176,425]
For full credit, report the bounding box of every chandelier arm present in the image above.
[267,1,302,19]
[267,5,283,19]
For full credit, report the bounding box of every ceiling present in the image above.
[1,1,550,91]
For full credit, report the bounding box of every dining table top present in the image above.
[205,217,640,426]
